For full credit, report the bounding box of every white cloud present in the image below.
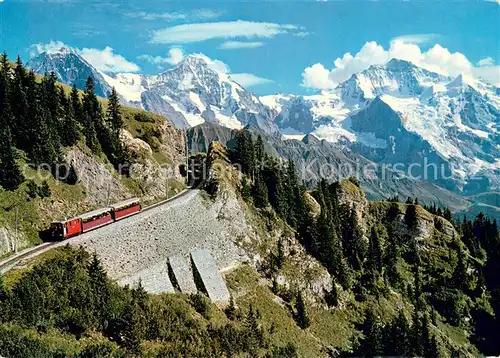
[80,46,140,73]
[218,41,264,50]
[230,73,273,87]
[125,9,222,21]
[138,47,185,67]
[295,32,310,38]
[29,40,67,57]
[30,41,140,73]
[192,53,230,73]
[186,53,272,88]
[391,33,441,45]
[191,9,223,19]
[302,63,335,89]
[477,57,495,67]
[151,20,302,44]
[302,38,500,89]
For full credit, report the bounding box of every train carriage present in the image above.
[80,207,113,233]
[50,217,82,240]
[109,197,141,221]
[49,197,142,241]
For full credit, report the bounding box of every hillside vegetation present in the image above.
[1,52,499,357]
[201,132,500,356]
[1,135,498,357]
[0,54,185,256]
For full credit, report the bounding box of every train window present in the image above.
[82,211,110,223]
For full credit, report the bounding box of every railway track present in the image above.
[0,189,192,273]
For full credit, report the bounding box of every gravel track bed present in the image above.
[69,190,248,282]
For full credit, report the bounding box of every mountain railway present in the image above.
[0,189,191,273]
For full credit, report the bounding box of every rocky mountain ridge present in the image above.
[27,48,499,215]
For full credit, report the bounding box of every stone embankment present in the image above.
[69,190,250,287]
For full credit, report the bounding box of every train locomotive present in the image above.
[50,198,141,240]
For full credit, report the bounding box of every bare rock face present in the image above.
[0,227,30,257]
[120,130,174,201]
[0,228,14,256]
[156,120,186,174]
[303,191,321,218]
[65,147,131,206]
[337,179,368,222]
[121,130,153,157]
[204,141,332,303]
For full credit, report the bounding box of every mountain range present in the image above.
[27,47,500,218]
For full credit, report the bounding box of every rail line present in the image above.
[0,189,192,273]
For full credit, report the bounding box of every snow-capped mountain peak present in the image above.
[44,45,77,56]
[27,49,278,133]
[27,47,112,98]
[137,54,276,131]
[339,58,452,102]
[262,58,499,194]
[26,48,499,194]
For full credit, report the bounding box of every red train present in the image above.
[50,198,142,240]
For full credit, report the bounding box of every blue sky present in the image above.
[0,0,498,95]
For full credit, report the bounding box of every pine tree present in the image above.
[369,225,384,274]
[384,231,401,288]
[245,130,256,179]
[38,181,51,198]
[240,176,252,202]
[386,311,411,356]
[0,83,24,190]
[234,130,256,178]
[88,253,108,329]
[286,159,302,225]
[120,300,143,353]
[10,60,31,150]
[25,72,58,166]
[252,173,269,208]
[225,295,237,320]
[104,87,129,171]
[40,72,61,150]
[70,84,83,124]
[275,238,285,270]
[340,206,366,270]
[452,241,467,291]
[405,204,418,228]
[295,292,310,329]
[443,207,452,221]
[58,86,79,146]
[364,225,385,292]
[106,87,123,137]
[254,135,265,175]
[325,278,339,307]
[0,274,6,301]
[314,210,351,288]
[0,52,13,132]
[264,157,288,217]
[82,77,101,153]
[359,309,383,356]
